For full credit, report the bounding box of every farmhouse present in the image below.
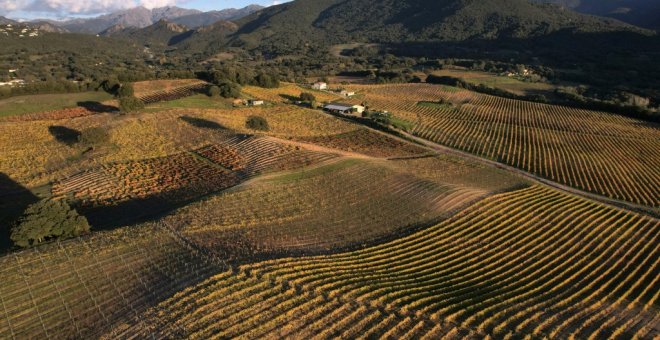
[340,90,356,97]
[312,82,328,90]
[324,103,365,115]
[248,99,265,106]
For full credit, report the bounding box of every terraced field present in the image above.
[346,84,660,207]
[119,185,660,339]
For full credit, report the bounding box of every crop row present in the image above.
[138,83,209,104]
[130,185,659,338]
[167,158,487,263]
[0,226,221,339]
[348,84,660,207]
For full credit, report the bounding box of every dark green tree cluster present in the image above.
[11,199,90,248]
[245,115,269,131]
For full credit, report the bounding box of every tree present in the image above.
[246,115,269,131]
[78,127,110,147]
[116,83,135,98]
[118,96,145,112]
[11,199,90,248]
[219,82,241,98]
[300,92,316,102]
[208,85,221,97]
[255,73,280,88]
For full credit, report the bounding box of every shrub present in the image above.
[78,127,110,146]
[219,82,242,98]
[116,83,135,98]
[246,115,269,131]
[11,199,90,248]
[208,85,221,97]
[119,96,145,112]
[255,73,280,88]
[300,92,316,102]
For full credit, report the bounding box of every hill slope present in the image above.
[232,0,646,51]
[533,0,660,30]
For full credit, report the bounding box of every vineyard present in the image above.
[0,225,223,339]
[295,129,428,158]
[51,134,338,226]
[346,83,660,207]
[163,157,503,258]
[121,185,660,339]
[137,82,209,105]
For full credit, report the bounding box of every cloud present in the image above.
[1,0,183,16]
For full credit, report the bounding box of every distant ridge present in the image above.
[22,5,263,34]
[532,0,660,30]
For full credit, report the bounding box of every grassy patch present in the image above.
[268,158,363,183]
[145,95,233,110]
[390,116,416,132]
[0,92,113,117]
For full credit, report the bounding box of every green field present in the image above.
[0,91,113,117]
[431,69,557,96]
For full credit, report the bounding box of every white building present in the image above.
[340,90,356,97]
[312,82,328,90]
[248,100,265,106]
[323,103,365,115]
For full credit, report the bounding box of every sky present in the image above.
[0,0,287,20]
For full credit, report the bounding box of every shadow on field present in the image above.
[179,116,227,130]
[49,126,81,146]
[0,173,39,252]
[77,101,118,113]
[279,94,301,102]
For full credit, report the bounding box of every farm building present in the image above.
[248,100,265,106]
[312,82,328,90]
[324,103,365,115]
[340,90,356,97]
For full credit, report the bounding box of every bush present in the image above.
[300,92,316,102]
[11,199,90,248]
[118,96,145,112]
[255,73,280,88]
[78,127,110,146]
[208,85,221,97]
[246,115,269,131]
[116,83,135,98]
[219,82,242,98]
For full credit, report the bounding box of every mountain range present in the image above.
[532,0,660,30]
[26,5,263,34]
[0,16,18,25]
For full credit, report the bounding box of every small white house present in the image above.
[248,100,265,106]
[312,82,328,90]
[340,90,356,97]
